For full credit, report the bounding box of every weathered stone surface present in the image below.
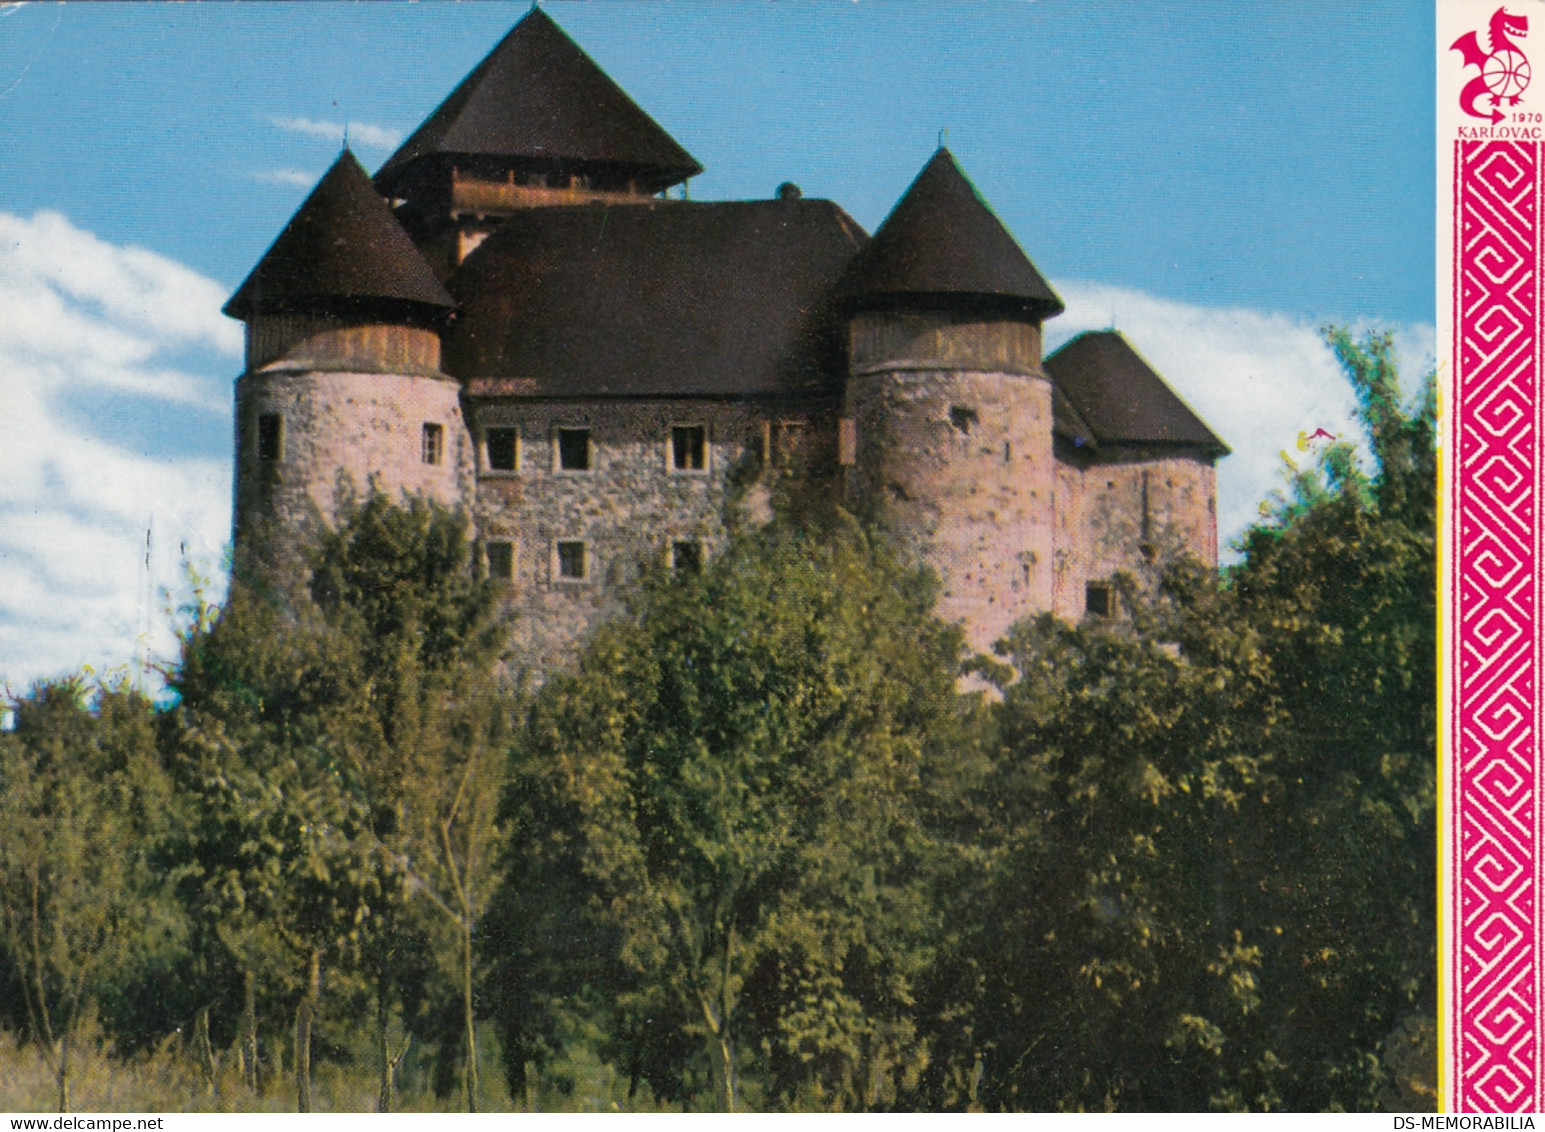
[231,318,1220,678]
[1053,444,1218,621]
[845,366,1056,657]
[233,368,472,556]
[466,397,825,676]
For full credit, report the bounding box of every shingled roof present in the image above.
[224,150,453,322]
[1044,331,1229,455]
[374,8,702,196]
[443,198,866,397]
[837,148,1062,318]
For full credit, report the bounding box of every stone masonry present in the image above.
[224,10,1229,680]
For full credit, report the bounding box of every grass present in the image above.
[0,1026,664,1114]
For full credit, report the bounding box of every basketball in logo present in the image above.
[1453,7,1531,123]
[1483,46,1531,102]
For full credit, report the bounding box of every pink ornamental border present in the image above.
[1453,139,1543,1113]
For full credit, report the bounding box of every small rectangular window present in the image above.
[485,427,517,472]
[775,419,807,466]
[257,413,283,462]
[486,541,514,581]
[556,540,587,581]
[671,425,707,472]
[1086,582,1113,618]
[557,428,591,471]
[671,540,703,574]
[422,423,444,466]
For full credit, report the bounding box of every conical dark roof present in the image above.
[374,8,702,195]
[837,148,1062,317]
[225,151,454,322]
[1044,331,1229,454]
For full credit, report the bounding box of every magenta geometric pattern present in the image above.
[1453,139,1542,1113]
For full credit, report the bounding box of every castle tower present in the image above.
[839,148,1064,656]
[225,150,467,568]
[1044,330,1229,621]
[373,7,702,276]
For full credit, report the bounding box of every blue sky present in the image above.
[0,1,1435,691]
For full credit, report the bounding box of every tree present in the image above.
[489,510,977,1110]
[0,680,182,1112]
[938,327,1437,1111]
[167,490,511,1112]
[166,586,379,1111]
[1225,328,1437,1109]
[308,490,512,1112]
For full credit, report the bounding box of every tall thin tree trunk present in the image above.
[241,968,259,1092]
[376,989,394,1113]
[55,1035,70,1114]
[707,1023,736,1112]
[295,948,320,1113]
[461,924,478,1113]
[195,1005,217,1096]
[698,997,737,1112]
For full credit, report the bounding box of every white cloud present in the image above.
[252,168,321,189]
[0,210,237,696]
[0,211,241,355]
[269,116,404,152]
[1046,281,1436,561]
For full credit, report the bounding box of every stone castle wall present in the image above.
[466,396,829,676]
[231,317,1220,672]
[843,312,1056,656]
[233,367,472,559]
[1052,445,1218,621]
[845,367,1055,656]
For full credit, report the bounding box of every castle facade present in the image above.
[225,9,1228,675]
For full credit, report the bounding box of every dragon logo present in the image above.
[1452,8,1531,123]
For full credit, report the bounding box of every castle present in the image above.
[225,9,1228,675]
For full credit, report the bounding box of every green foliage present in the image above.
[0,680,185,1111]
[0,328,1435,1113]
[165,491,513,1110]
[488,510,980,1110]
[929,326,1436,1111]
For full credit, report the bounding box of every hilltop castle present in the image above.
[224,8,1228,675]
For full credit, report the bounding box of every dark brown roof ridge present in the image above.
[1044,330,1229,455]
[375,7,702,195]
[836,147,1063,318]
[443,195,866,398]
[225,150,453,322]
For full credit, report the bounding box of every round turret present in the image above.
[840,149,1063,654]
[225,151,470,570]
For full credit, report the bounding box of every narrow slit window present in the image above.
[1086,582,1113,618]
[671,425,707,471]
[671,540,703,574]
[422,422,444,466]
[485,427,517,472]
[486,541,514,581]
[556,540,587,580]
[257,413,283,462]
[557,428,591,471]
